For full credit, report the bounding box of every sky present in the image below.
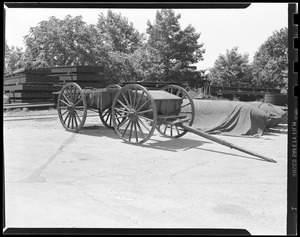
[4,3,289,70]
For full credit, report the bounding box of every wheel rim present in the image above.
[156,85,195,138]
[99,84,121,129]
[57,82,87,132]
[112,84,157,144]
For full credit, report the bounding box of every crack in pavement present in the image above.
[18,133,77,183]
[71,183,140,226]
[170,161,210,182]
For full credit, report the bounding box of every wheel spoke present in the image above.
[74,96,83,106]
[67,113,72,128]
[128,122,134,141]
[133,87,137,109]
[121,92,131,108]
[115,107,129,114]
[137,117,151,132]
[69,86,74,102]
[136,120,145,139]
[122,120,132,137]
[74,113,78,128]
[66,87,73,103]
[117,99,131,111]
[115,110,125,124]
[138,115,153,122]
[104,111,110,124]
[163,124,168,134]
[74,110,82,124]
[73,90,81,105]
[114,114,129,120]
[137,108,153,115]
[134,91,144,110]
[117,117,130,128]
[181,102,191,109]
[74,109,84,117]
[71,114,74,129]
[62,93,72,105]
[74,106,85,110]
[133,121,139,142]
[63,112,70,124]
[60,108,69,117]
[136,99,149,112]
[128,89,133,108]
[102,108,110,118]
[175,125,180,135]
[60,99,70,106]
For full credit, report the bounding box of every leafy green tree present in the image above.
[94,10,148,84]
[23,15,100,67]
[97,10,144,53]
[4,42,26,74]
[145,9,205,84]
[252,27,288,88]
[209,47,253,87]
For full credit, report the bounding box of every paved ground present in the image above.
[3,110,288,235]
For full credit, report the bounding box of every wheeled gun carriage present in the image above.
[56,82,277,163]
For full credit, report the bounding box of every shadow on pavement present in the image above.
[78,124,277,162]
[194,147,272,163]
[78,124,212,152]
[140,137,212,152]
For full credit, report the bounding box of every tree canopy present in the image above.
[5,10,287,89]
[208,47,253,87]
[23,15,99,67]
[145,9,205,84]
[5,42,25,74]
[97,10,144,54]
[252,27,288,88]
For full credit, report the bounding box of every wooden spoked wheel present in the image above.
[99,84,121,129]
[57,82,87,132]
[156,85,195,138]
[111,84,157,144]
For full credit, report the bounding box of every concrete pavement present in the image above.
[3,114,288,234]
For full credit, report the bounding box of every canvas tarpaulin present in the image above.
[249,102,288,128]
[190,100,270,136]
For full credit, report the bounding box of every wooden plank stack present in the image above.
[4,68,60,103]
[4,65,106,103]
[49,65,106,89]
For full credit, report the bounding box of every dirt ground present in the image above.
[3,109,288,235]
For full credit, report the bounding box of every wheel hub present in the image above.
[128,109,138,121]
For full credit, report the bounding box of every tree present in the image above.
[252,27,288,88]
[145,9,205,84]
[4,42,26,74]
[23,15,100,67]
[94,10,148,84]
[209,47,253,87]
[97,10,144,54]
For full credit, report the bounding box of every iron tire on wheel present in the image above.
[156,85,195,138]
[57,82,87,132]
[99,84,121,129]
[111,84,157,144]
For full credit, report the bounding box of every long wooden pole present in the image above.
[179,124,277,163]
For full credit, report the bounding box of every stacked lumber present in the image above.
[49,65,106,88]
[4,68,60,103]
[4,65,106,103]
